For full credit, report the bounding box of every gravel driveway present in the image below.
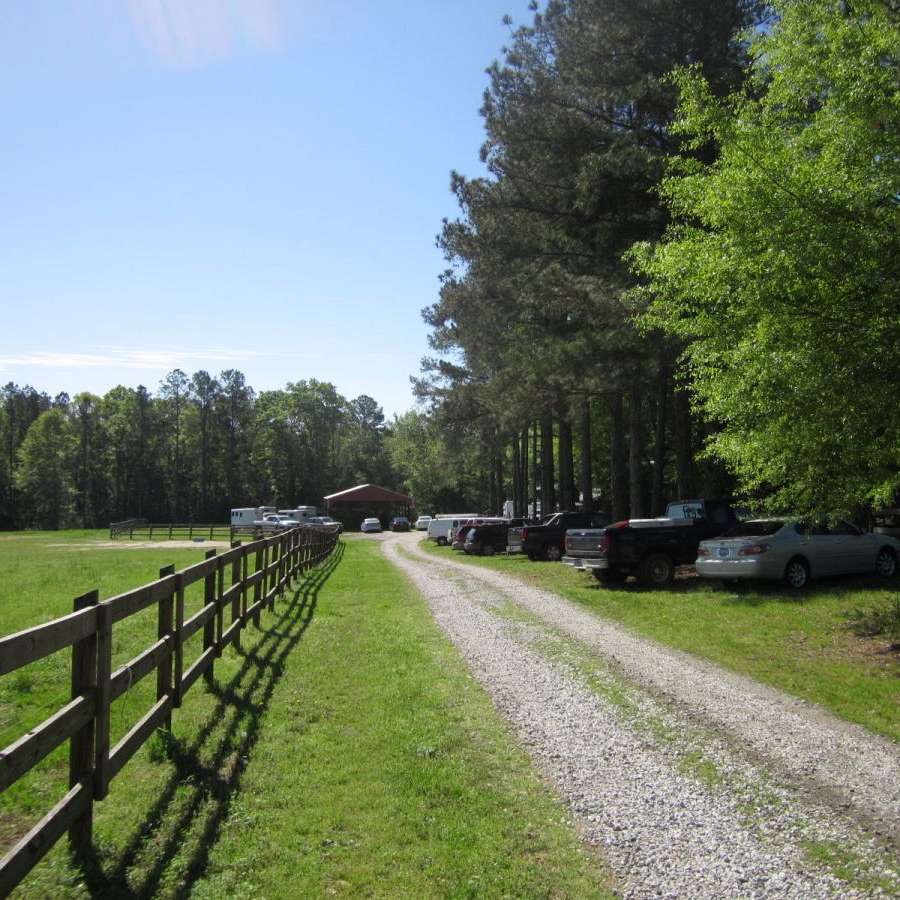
[383,533,900,899]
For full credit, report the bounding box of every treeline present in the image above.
[415,0,898,519]
[0,374,399,530]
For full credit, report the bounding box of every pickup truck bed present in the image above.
[563,499,739,586]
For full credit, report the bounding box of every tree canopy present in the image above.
[630,0,900,514]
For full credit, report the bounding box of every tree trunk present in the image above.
[673,387,694,499]
[609,392,628,521]
[532,421,539,517]
[629,385,645,518]
[495,445,504,516]
[541,412,555,516]
[580,397,593,514]
[521,428,529,518]
[512,436,521,517]
[651,364,669,515]
[558,417,574,510]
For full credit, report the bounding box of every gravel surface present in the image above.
[383,533,900,899]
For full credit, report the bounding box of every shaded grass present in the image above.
[3,533,612,898]
[420,540,900,742]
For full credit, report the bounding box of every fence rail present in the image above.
[109,518,148,538]
[0,524,339,896]
[108,522,309,542]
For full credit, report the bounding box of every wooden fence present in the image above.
[0,524,339,896]
[109,521,232,541]
[108,522,305,542]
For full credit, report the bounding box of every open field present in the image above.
[1,532,611,898]
[420,539,900,743]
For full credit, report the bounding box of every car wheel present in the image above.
[543,544,562,562]
[875,547,897,578]
[783,557,809,589]
[483,544,495,557]
[436,537,448,546]
[592,569,626,585]
[637,553,675,586]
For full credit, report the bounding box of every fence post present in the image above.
[214,557,224,657]
[93,601,112,802]
[173,573,185,706]
[68,589,99,859]
[230,541,242,649]
[157,564,175,731]
[253,545,264,627]
[203,549,216,686]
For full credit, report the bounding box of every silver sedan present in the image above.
[696,520,900,589]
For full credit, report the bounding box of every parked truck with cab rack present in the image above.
[521,511,611,561]
[563,499,739,586]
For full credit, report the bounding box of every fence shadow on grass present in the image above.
[76,542,345,899]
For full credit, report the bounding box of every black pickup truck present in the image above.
[563,499,739,586]
[522,511,611,561]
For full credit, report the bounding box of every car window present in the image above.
[831,521,862,536]
[666,501,705,520]
[708,504,730,525]
[722,520,786,537]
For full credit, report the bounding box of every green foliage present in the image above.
[387,409,489,512]
[14,408,75,529]
[631,0,900,514]
[4,371,403,530]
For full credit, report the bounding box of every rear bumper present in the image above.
[695,558,782,580]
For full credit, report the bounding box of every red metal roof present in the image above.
[323,483,411,504]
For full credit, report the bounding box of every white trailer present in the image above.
[231,508,262,526]
[278,506,318,523]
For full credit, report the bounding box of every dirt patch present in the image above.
[48,540,233,551]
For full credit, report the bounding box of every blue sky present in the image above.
[1,0,523,418]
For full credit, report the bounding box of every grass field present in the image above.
[420,540,900,743]
[1,531,612,898]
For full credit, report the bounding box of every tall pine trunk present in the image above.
[521,428,529,518]
[609,392,628,521]
[673,387,694,499]
[651,363,669,515]
[558,416,574,510]
[541,412,555,516]
[580,397,593,514]
[629,385,645,518]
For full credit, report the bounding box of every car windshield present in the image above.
[721,520,786,537]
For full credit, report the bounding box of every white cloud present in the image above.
[126,0,284,68]
[0,346,272,370]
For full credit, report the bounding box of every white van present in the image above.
[427,514,480,546]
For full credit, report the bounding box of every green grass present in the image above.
[1,532,612,898]
[419,540,900,742]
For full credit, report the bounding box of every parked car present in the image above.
[523,511,611,562]
[564,499,739,586]
[452,517,506,550]
[390,516,411,532]
[253,514,298,532]
[318,516,343,533]
[415,515,432,531]
[360,518,382,533]
[696,519,900,589]
[464,521,512,556]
